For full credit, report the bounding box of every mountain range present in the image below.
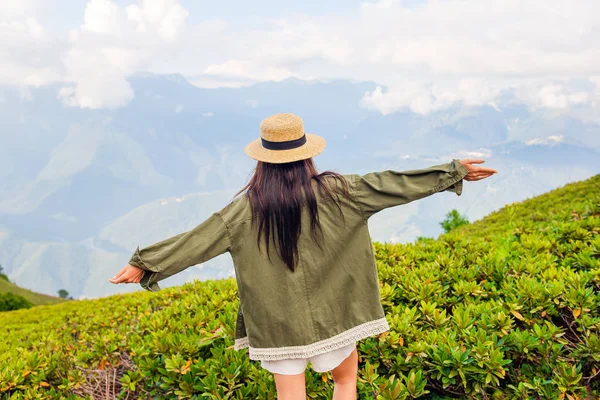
[0,72,598,298]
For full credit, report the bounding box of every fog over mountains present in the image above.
[1,72,598,298]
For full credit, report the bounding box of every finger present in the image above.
[109,271,126,283]
[111,266,129,281]
[470,167,497,174]
[113,270,136,284]
[471,173,493,181]
[465,172,493,181]
[111,275,126,284]
[462,159,484,165]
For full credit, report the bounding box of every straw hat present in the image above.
[244,113,326,164]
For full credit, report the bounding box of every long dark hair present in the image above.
[235,158,352,272]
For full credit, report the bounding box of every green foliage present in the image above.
[440,209,470,233]
[57,289,69,299]
[0,174,599,399]
[0,292,32,312]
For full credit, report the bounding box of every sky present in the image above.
[1,0,599,116]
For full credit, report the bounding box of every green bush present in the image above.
[1,174,599,399]
[0,292,33,312]
[440,209,469,233]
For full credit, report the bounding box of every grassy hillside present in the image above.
[0,277,64,306]
[1,174,599,399]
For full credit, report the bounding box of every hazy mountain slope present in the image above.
[0,278,64,305]
[0,73,599,298]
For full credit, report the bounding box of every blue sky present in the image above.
[1,0,598,117]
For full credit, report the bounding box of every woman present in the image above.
[110,113,497,399]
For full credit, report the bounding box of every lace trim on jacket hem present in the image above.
[234,336,249,350]
[234,317,390,361]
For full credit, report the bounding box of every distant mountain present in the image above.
[0,73,598,298]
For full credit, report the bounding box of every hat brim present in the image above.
[244,133,326,164]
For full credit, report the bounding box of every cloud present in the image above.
[0,3,63,87]
[56,0,189,108]
[203,60,291,82]
[355,0,599,76]
[0,0,40,19]
[514,84,590,110]
[360,79,503,115]
[361,78,599,115]
[0,0,189,107]
[126,0,189,40]
[180,0,599,114]
[1,0,599,113]
[353,0,599,114]
[525,135,564,146]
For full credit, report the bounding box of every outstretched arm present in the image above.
[109,211,231,292]
[351,158,496,219]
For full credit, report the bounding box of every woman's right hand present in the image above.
[109,264,145,284]
[459,159,497,181]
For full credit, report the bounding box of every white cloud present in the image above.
[360,79,503,115]
[126,0,189,40]
[203,60,291,82]
[353,0,599,114]
[81,0,127,35]
[1,0,599,113]
[180,0,598,114]
[56,0,189,108]
[457,149,494,159]
[0,3,63,87]
[525,135,564,146]
[57,46,143,108]
[514,83,591,110]
[0,0,189,106]
[0,0,40,19]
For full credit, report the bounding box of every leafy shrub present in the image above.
[0,174,599,399]
[0,293,33,312]
[440,209,469,233]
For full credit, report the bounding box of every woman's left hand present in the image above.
[109,264,145,284]
[459,159,497,181]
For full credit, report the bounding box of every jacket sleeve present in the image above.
[350,159,469,219]
[128,211,232,292]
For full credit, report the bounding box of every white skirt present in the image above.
[260,342,357,375]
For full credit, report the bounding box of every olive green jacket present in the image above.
[128,159,469,361]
